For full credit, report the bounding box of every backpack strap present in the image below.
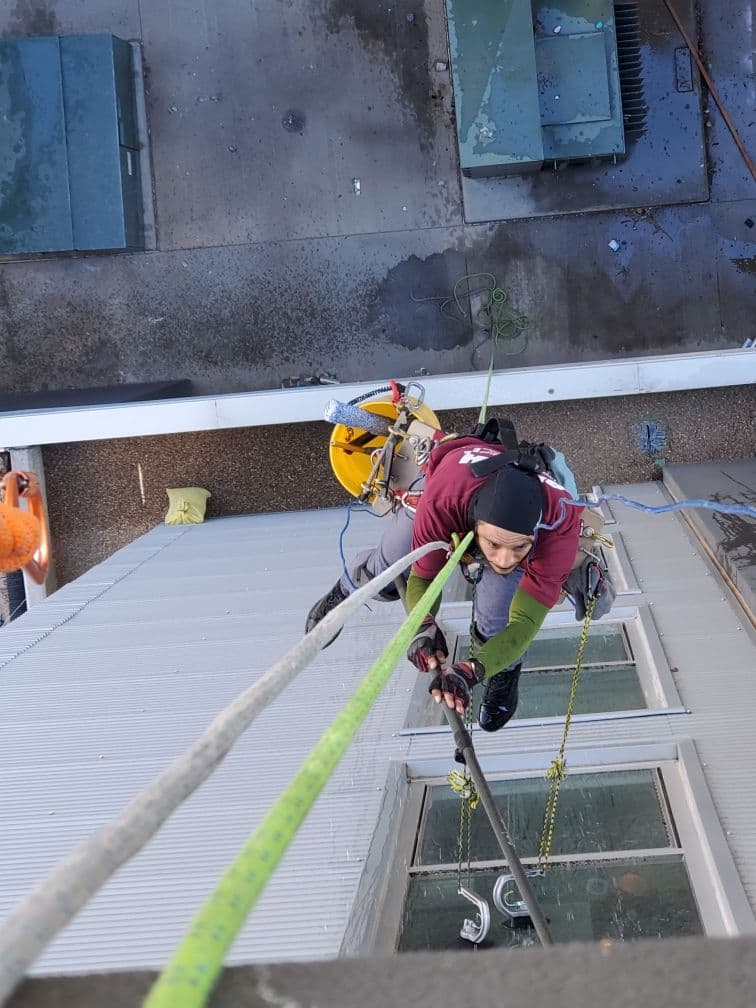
[467,417,518,449]
[469,448,522,477]
[469,440,557,478]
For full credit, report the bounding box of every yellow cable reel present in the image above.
[328,395,440,511]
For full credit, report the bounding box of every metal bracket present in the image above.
[492,871,544,928]
[458,886,491,944]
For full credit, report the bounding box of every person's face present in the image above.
[475,520,534,574]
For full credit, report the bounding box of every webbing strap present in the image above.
[143,531,474,1008]
[469,448,521,477]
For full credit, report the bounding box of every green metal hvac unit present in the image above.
[0,34,144,255]
[445,0,626,177]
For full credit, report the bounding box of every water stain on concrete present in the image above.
[478,223,706,357]
[368,250,472,350]
[5,0,58,37]
[319,0,435,149]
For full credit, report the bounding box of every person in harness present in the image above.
[306,421,612,732]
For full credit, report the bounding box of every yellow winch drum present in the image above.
[328,397,440,503]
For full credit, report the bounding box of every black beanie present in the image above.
[469,465,544,535]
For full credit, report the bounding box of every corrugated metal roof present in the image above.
[1,492,754,975]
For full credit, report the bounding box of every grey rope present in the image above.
[0,540,449,1005]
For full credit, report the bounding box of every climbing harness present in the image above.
[0,471,50,585]
[459,546,485,587]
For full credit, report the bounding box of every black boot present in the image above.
[305,581,348,648]
[478,664,521,732]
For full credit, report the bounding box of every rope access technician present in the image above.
[306,429,614,732]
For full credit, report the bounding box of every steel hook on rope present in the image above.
[458,886,491,944]
[492,870,544,929]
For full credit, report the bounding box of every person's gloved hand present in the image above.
[429,659,485,714]
[407,616,448,673]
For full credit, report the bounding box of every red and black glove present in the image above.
[407,616,448,673]
[429,659,485,714]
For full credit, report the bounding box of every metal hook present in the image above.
[492,871,544,927]
[458,886,491,944]
[403,380,426,408]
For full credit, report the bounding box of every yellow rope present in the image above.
[447,576,481,888]
[537,595,597,871]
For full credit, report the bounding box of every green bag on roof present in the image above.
[165,487,211,525]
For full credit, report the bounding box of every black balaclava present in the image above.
[469,465,544,535]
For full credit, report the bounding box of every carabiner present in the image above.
[458,886,491,944]
[402,380,426,409]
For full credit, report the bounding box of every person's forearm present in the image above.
[405,570,441,616]
[477,589,549,679]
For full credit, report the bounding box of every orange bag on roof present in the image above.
[0,472,50,584]
[0,504,41,574]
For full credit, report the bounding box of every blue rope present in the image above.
[598,494,756,519]
[537,494,756,533]
[338,500,384,590]
[340,492,754,573]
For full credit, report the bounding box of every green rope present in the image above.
[467,275,528,425]
[411,271,527,425]
[142,531,474,1008]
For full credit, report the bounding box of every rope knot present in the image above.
[546,757,567,784]
[448,769,480,809]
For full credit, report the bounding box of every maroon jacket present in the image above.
[410,437,582,608]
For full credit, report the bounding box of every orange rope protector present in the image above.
[0,471,50,584]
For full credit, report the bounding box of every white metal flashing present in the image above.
[1,348,754,448]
